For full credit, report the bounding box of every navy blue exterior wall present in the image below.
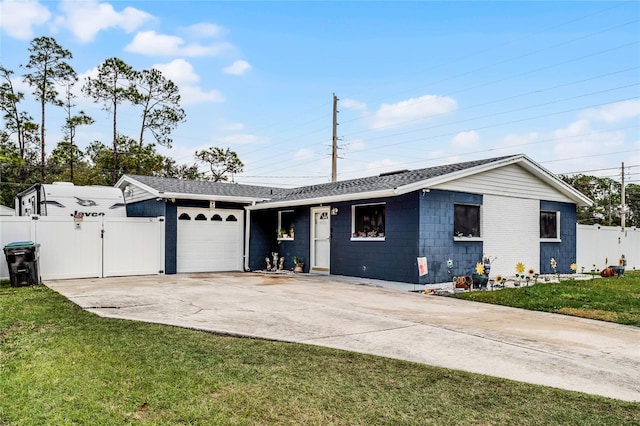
[419,190,483,284]
[249,190,489,284]
[540,200,577,274]
[249,208,311,272]
[330,193,420,283]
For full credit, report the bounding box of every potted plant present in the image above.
[289,226,295,238]
[293,257,304,273]
[277,228,285,238]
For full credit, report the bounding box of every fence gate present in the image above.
[0,215,165,280]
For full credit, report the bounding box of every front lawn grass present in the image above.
[452,271,640,327]
[1,282,639,425]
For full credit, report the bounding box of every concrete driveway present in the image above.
[46,272,640,402]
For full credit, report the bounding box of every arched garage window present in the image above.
[178,213,191,220]
[195,214,207,221]
[211,214,223,221]
[226,215,238,222]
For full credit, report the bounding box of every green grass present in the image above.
[1,282,639,425]
[452,271,640,327]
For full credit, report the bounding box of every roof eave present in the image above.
[116,175,161,198]
[395,154,593,207]
[395,155,525,196]
[158,192,271,204]
[515,158,593,207]
[247,188,397,210]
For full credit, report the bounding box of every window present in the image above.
[226,215,238,222]
[195,214,207,221]
[211,214,222,221]
[454,204,480,238]
[278,210,295,239]
[178,213,191,220]
[540,211,560,239]
[352,203,385,239]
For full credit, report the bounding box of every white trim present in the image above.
[244,208,251,271]
[310,206,331,274]
[454,203,482,238]
[247,189,396,211]
[277,210,295,240]
[540,210,561,241]
[351,202,386,240]
[453,237,483,242]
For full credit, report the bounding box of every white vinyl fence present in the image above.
[576,224,640,271]
[0,215,165,280]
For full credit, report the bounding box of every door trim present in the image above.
[310,206,330,273]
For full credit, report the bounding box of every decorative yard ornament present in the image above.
[515,262,525,274]
[550,258,557,273]
[475,262,485,275]
[570,263,578,272]
[447,259,454,269]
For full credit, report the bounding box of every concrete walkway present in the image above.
[46,272,640,402]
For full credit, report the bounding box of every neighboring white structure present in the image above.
[0,205,14,216]
[15,183,126,217]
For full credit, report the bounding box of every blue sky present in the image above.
[1,0,639,187]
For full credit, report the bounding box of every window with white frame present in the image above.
[278,210,295,239]
[454,204,481,238]
[540,210,560,239]
[352,203,385,239]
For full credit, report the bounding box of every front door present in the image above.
[310,207,330,273]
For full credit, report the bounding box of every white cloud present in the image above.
[451,131,480,148]
[183,23,225,38]
[371,94,457,130]
[180,86,225,105]
[580,99,640,124]
[498,132,539,149]
[341,98,367,110]
[0,0,51,40]
[152,59,224,105]
[125,30,233,57]
[223,60,251,76]
[56,0,154,43]
[153,59,200,85]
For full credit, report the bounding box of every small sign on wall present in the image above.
[209,201,216,209]
[417,257,428,276]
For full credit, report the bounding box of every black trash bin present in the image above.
[3,241,41,286]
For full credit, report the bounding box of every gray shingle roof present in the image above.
[264,155,517,203]
[124,174,285,199]
[123,155,518,203]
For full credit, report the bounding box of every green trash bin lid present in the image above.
[3,241,40,251]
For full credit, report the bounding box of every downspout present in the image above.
[244,202,254,271]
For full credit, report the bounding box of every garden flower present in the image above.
[570,263,578,272]
[495,275,503,283]
[515,262,525,274]
[528,268,535,275]
[550,258,557,269]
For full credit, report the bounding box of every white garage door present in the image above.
[176,207,244,273]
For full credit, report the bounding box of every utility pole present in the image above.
[331,93,339,182]
[621,162,626,229]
